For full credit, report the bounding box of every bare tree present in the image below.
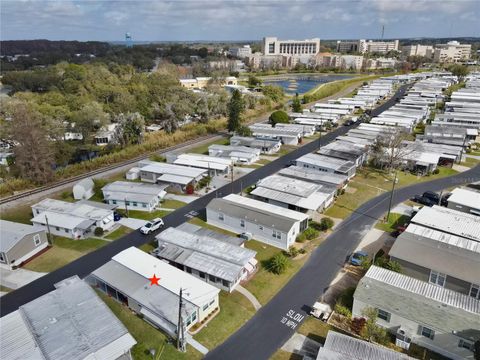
[11,103,55,184]
[370,128,413,170]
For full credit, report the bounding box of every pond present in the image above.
[263,74,355,95]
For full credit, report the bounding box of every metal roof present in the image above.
[102,181,167,203]
[355,266,480,336]
[317,331,414,360]
[296,153,355,173]
[32,198,113,221]
[178,223,245,247]
[390,224,480,284]
[140,161,207,178]
[155,227,256,282]
[31,210,94,230]
[411,205,480,242]
[0,220,44,253]
[0,276,136,360]
[229,136,280,149]
[109,247,220,307]
[278,166,348,187]
[251,175,334,211]
[173,153,232,171]
[207,194,308,233]
[209,144,260,156]
[73,177,94,191]
[448,187,480,211]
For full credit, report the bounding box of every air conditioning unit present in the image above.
[395,328,412,350]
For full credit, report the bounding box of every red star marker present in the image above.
[148,274,160,286]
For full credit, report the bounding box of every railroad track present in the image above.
[0,132,225,205]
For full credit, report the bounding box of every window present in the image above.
[199,272,206,279]
[419,326,435,340]
[470,284,480,299]
[259,225,263,231]
[203,303,209,311]
[64,228,69,234]
[222,279,229,287]
[458,339,474,351]
[112,200,117,205]
[272,230,281,239]
[55,226,60,231]
[0,253,5,263]
[186,267,192,274]
[133,202,138,207]
[125,201,130,206]
[209,274,216,282]
[33,234,41,246]
[429,270,446,287]
[377,309,391,322]
[142,203,147,208]
[218,213,224,221]
[240,219,245,228]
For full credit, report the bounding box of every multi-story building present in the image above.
[179,76,237,89]
[401,44,434,58]
[433,41,472,63]
[337,39,399,54]
[262,36,320,56]
[229,45,252,59]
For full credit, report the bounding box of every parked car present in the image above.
[310,302,332,321]
[113,212,122,221]
[349,251,368,266]
[422,191,440,204]
[412,194,436,207]
[440,192,451,206]
[140,218,164,234]
[344,119,355,126]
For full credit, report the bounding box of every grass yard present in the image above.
[325,167,459,220]
[104,225,133,240]
[117,209,171,221]
[271,145,298,157]
[270,350,303,360]
[375,213,410,233]
[297,317,334,344]
[139,241,156,253]
[0,203,34,224]
[161,199,186,209]
[193,291,255,350]
[24,236,108,272]
[98,291,202,360]
[188,216,239,237]
[460,156,480,168]
[188,137,229,155]
[0,285,13,293]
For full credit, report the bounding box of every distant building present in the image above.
[433,41,471,63]
[72,177,94,200]
[0,220,49,269]
[229,45,252,59]
[336,39,399,54]
[262,36,320,56]
[89,247,220,337]
[295,153,356,179]
[0,275,136,360]
[401,44,434,58]
[95,123,118,146]
[447,187,480,216]
[206,194,309,250]
[179,76,237,89]
[229,136,281,154]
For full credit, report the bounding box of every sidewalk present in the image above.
[186,334,209,355]
[236,284,262,311]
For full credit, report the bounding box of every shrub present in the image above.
[94,227,104,236]
[299,248,307,254]
[304,227,319,240]
[288,247,299,258]
[351,317,366,335]
[296,233,306,243]
[267,253,290,274]
[269,110,289,126]
[334,303,352,318]
[149,154,165,162]
[432,168,440,175]
[319,217,334,231]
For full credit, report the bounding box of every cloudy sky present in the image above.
[1,0,479,41]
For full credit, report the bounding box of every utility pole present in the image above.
[176,288,186,352]
[124,197,129,218]
[45,214,53,245]
[458,136,467,164]
[386,171,398,223]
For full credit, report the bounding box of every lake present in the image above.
[263,74,355,95]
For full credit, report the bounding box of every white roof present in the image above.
[411,205,480,242]
[112,247,220,307]
[31,210,93,230]
[173,153,231,171]
[32,198,113,221]
[102,181,167,202]
[448,187,480,211]
[141,161,207,178]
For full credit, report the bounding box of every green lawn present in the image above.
[161,199,187,209]
[23,236,108,272]
[255,158,271,165]
[0,285,13,293]
[297,317,334,344]
[104,226,133,240]
[118,209,171,221]
[188,137,229,155]
[270,350,303,360]
[98,291,202,360]
[188,217,239,237]
[193,291,255,350]
[460,157,480,168]
[375,213,410,233]
[0,204,34,224]
[325,167,459,219]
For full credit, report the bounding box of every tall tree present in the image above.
[10,103,55,184]
[291,93,302,113]
[71,102,109,143]
[448,64,469,82]
[113,112,145,147]
[227,89,244,133]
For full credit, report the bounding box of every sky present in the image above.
[1,0,479,42]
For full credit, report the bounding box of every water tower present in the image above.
[125,32,133,48]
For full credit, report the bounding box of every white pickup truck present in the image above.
[310,302,332,322]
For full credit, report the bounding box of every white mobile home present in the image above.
[102,181,167,212]
[206,194,309,250]
[295,153,356,179]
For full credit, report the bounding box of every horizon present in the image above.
[1,0,479,42]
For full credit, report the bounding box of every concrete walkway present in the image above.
[236,284,262,311]
[453,164,471,172]
[186,334,209,355]
[281,333,321,358]
[0,267,47,289]
[118,217,145,230]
